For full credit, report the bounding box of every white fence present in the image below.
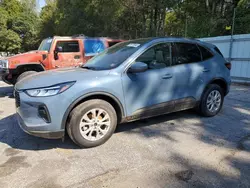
[200,34,250,82]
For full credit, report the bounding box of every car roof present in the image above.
[45,36,123,42]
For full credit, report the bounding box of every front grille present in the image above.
[15,91,20,107]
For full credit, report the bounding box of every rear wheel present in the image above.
[199,84,224,117]
[67,99,117,148]
[16,71,37,83]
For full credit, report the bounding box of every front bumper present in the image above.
[15,90,67,139]
[0,68,8,80]
[0,68,13,84]
[17,113,64,139]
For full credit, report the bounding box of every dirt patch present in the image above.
[175,170,194,182]
[4,148,22,156]
[25,176,62,188]
[0,156,31,177]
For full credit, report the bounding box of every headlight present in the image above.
[25,82,75,97]
[0,59,8,69]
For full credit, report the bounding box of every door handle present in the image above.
[162,74,172,79]
[203,68,210,72]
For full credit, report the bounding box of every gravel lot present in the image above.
[0,81,250,188]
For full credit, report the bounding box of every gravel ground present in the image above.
[0,81,250,188]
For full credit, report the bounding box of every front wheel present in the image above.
[67,99,117,148]
[199,84,224,117]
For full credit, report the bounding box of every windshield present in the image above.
[83,39,150,70]
[38,38,52,51]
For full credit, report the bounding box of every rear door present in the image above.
[52,40,82,68]
[171,42,204,108]
[197,44,216,84]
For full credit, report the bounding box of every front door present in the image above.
[52,40,82,68]
[122,43,175,118]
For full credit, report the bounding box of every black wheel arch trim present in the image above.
[199,77,229,102]
[61,91,125,129]
[207,77,229,93]
[15,63,45,71]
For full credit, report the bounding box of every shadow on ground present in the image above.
[164,153,250,188]
[0,114,80,150]
[0,111,190,150]
[0,86,14,98]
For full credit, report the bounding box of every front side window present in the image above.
[172,43,202,65]
[136,43,171,69]
[84,39,106,56]
[56,41,79,53]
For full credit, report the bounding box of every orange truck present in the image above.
[0,35,123,84]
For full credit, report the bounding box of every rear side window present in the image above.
[172,43,202,65]
[214,47,224,57]
[84,39,106,56]
[56,41,79,52]
[198,45,214,60]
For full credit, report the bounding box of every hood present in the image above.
[7,51,48,68]
[15,67,110,90]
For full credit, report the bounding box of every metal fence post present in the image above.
[229,8,236,62]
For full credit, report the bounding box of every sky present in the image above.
[37,0,46,11]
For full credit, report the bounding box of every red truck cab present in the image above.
[0,35,123,84]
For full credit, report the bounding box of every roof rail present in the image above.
[72,34,87,38]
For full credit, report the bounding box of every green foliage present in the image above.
[0,29,21,53]
[0,0,250,54]
[0,0,39,53]
[165,0,250,37]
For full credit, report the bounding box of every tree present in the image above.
[0,0,40,53]
[0,29,21,53]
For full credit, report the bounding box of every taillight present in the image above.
[225,62,231,70]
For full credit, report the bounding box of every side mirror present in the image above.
[54,46,63,60]
[128,62,148,73]
[55,46,63,53]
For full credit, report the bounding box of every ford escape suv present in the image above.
[15,37,231,148]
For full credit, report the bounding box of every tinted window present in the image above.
[56,41,79,52]
[198,45,214,60]
[172,43,201,65]
[38,38,52,51]
[84,39,105,56]
[83,39,149,70]
[214,47,224,57]
[136,43,171,69]
[108,41,121,47]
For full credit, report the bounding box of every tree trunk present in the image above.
[149,8,154,36]
[154,1,158,36]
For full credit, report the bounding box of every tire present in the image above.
[67,99,117,148]
[16,71,37,83]
[198,84,224,117]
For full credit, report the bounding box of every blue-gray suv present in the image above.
[15,38,231,147]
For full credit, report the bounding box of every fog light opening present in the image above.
[38,105,51,123]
